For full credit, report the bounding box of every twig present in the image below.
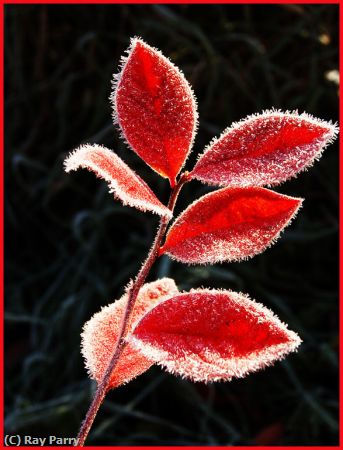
[75,172,189,446]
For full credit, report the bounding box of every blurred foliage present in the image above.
[5,4,338,446]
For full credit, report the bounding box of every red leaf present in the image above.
[159,187,302,264]
[81,278,179,389]
[190,110,338,187]
[130,289,301,382]
[112,38,198,186]
[64,144,171,218]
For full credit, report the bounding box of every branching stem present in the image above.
[75,172,189,446]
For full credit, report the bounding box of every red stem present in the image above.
[75,173,188,446]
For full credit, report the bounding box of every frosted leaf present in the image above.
[159,186,302,264]
[111,37,198,186]
[130,289,301,382]
[64,144,171,218]
[81,278,179,389]
[190,110,339,187]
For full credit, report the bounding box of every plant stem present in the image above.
[75,172,189,446]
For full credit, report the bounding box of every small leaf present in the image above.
[130,289,301,382]
[64,144,172,218]
[190,110,338,187]
[81,278,179,389]
[160,187,302,264]
[112,38,198,186]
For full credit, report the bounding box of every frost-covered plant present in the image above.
[64,38,338,445]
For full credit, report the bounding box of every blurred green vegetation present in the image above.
[5,4,338,446]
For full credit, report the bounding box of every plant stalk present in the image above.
[75,172,189,446]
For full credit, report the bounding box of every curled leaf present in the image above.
[64,144,171,218]
[160,187,302,264]
[81,278,179,389]
[130,289,301,382]
[191,110,338,187]
[112,38,198,186]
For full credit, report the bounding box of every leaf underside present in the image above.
[64,144,172,218]
[81,278,179,389]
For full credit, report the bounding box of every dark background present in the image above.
[5,4,339,446]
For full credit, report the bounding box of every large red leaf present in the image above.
[159,187,302,264]
[112,38,198,186]
[81,278,179,389]
[190,111,338,187]
[64,144,171,218]
[130,289,301,382]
